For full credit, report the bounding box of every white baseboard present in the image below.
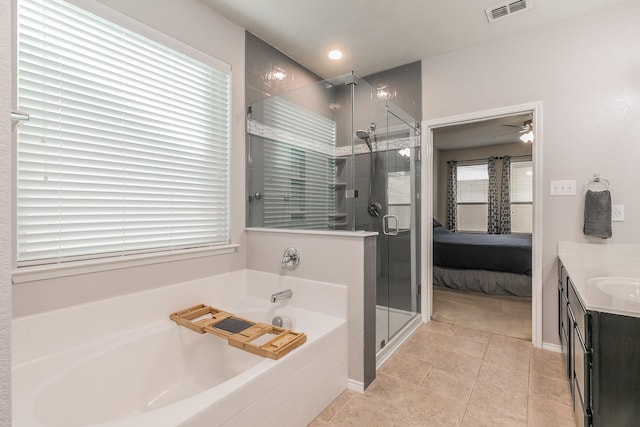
[346,379,364,393]
[541,342,562,353]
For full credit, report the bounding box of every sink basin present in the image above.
[588,277,640,303]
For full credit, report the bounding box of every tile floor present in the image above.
[432,287,532,340]
[309,320,575,427]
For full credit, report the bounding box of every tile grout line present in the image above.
[458,330,494,425]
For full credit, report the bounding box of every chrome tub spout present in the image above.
[270,289,292,303]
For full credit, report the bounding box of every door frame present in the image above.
[420,101,543,348]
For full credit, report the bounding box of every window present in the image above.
[16,0,231,266]
[252,97,337,229]
[510,161,533,233]
[456,163,488,232]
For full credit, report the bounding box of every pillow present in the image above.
[433,218,442,228]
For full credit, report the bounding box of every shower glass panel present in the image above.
[246,72,420,356]
[379,109,421,350]
[350,79,420,352]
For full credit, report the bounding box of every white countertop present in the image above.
[558,242,640,318]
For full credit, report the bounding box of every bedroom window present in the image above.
[456,164,489,232]
[510,161,533,233]
[16,0,231,266]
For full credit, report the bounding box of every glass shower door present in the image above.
[376,108,420,351]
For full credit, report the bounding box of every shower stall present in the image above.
[246,72,421,357]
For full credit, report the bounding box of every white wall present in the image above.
[1,0,12,422]
[246,229,377,389]
[422,0,640,345]
[11,0,248,316]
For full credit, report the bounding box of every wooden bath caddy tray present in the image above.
[169,304,306,360]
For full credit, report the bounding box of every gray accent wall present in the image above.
[245,32,322,106]
[364,61,422,125]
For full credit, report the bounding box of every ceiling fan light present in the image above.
[520,130,534,143]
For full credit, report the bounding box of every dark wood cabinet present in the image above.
[558,259,640,427]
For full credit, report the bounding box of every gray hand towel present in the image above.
[583,189,612,239]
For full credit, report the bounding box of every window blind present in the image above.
[456,164,488,232]
[510,161,533,233]
[17,0,231,265]
[260,98,336,229]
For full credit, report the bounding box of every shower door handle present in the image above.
[383,215,399,236]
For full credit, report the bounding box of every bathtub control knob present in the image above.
[272,315,292,329]
[272,316,283,327]
[282,247,300,270]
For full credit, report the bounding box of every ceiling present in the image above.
[201,0,626,78]
[432,113,533,150]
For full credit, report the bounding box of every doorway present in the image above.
[421,102,543,348]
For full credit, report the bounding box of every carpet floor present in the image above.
[432,286,532,341]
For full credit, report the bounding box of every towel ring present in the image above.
[585,174,611,193]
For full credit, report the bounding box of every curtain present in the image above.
[500,156,512,234]
[487,157,499,234]
[446,161,457,231]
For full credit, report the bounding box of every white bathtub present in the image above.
[12,270,348,427]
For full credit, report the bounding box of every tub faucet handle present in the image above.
[282,247,300,270]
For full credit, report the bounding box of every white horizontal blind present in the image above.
[510,161,533,233]
[456,164,488,232]
[17,0,231,265]
[261,98,336,229]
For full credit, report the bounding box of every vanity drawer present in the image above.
[574,379,590,427]
[569,279,588,341]
[574,322,590,409]
[568,304,576,399]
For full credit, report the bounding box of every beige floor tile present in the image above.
[314,389,358,423]
[326,394,401,427]
[392,388,467,426]
[530,347,567,379]
[483,344,531,372]
[454,326,492,345]
[398,335,444,364]
[431,348,483,378]
[474,360,529,398]
[529,372,572,407]
[364,373,466,424]
[420,320,459,336]
[527,395,576,427]
[419,366,476,403]
[489,334,533,354]
[432,288,532,340]
[362,373,421,412]
[309,320,575,427]
[463,385,528,427]
[419,330,488,359]
[379,353,432,385]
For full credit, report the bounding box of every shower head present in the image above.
[356,130,373,151]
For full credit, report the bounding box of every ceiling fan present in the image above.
[492,119,534,142]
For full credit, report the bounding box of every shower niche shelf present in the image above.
[330,157,349,230]
[170,304,306,360]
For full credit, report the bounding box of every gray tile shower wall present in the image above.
[363,61,422,124]
[245,32,322,106]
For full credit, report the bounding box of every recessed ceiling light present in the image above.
[328,50,343,60]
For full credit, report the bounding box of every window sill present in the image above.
[12,244,240,284]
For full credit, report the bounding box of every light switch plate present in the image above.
[550,180,577,196]
[612,205,624,221]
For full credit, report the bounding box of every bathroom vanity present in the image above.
[557,242,640,427]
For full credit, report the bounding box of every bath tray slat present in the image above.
[170,304,306,360]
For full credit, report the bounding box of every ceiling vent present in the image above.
[485,0,532,22]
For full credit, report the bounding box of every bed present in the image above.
[432,219,532,297]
